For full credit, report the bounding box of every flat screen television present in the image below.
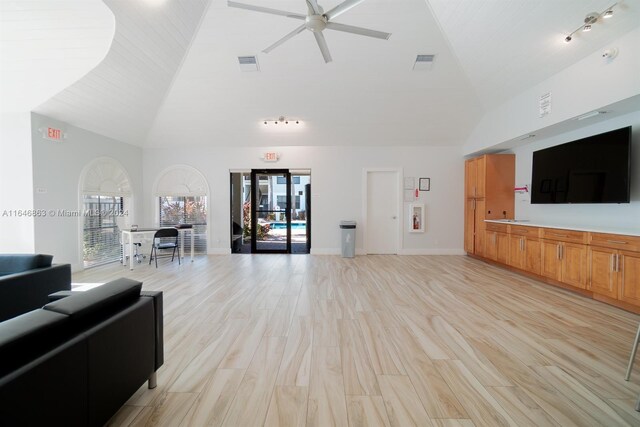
[531,126,631,204]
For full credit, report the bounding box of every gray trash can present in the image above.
[339,221,356,258]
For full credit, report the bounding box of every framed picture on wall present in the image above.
[409,203,424,233]
[419,178,430,191]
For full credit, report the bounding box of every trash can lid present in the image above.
[339,220,356,229]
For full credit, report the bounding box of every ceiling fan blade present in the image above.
[313,32,332,63]
[324,0,366,21]
[227,1,306,20]
[306,0,321,15]
[325,22,390,40]
[263,25,307,54]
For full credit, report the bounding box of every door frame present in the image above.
[362,168,403,255]
[251,169,291,254]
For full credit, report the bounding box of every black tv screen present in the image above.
[531,126,631,204]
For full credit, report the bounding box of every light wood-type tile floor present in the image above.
[73,255,640,427]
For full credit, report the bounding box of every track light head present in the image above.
[564,35,572,43]
[583,24,592,32]
[604,9,613,18]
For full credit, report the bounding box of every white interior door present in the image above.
[366,171,399,254]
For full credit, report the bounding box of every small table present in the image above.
[121,227,194,270]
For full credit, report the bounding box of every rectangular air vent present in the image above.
[238,56,259,72]
[413,54,435,71]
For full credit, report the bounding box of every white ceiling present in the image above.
[428,0,640,108]
[0,0,114,112]
[146,0,481,147]
[34,0,210,144]
[3,0,640,147]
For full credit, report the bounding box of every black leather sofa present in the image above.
[0,254,71,322]
[0,278,163,426]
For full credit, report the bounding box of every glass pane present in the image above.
[290,175,310,254]
[255,173,287,251]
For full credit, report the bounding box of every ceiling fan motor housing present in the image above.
[305,15,328,32]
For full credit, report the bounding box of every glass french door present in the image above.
[251,169,291,253]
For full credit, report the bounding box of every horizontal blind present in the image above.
[158,196,207,254]
[83,195,124,268]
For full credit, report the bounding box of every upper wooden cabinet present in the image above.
[464,154,515,255]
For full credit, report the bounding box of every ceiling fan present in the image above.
[228,0,391,63]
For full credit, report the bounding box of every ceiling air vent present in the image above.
[413,54,435,71]
[238,56,259,72]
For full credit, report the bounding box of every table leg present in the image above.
[129,233,134,271]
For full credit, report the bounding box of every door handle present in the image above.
[616,254,621,272]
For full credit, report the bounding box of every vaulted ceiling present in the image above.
[3,0,639,147]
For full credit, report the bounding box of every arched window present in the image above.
[80,158,132,267]
[153,165,208,254]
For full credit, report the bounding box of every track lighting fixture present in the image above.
[563,2,617,44]
[262,116,302,126]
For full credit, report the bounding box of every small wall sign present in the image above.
[40,127,65,142]
[263,152,279,162]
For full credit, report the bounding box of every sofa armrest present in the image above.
[140,291,163,370]
[0,264,71,322]
[48,290,80,302]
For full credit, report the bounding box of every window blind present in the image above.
[158,196,207,254]
[83,195,124,268]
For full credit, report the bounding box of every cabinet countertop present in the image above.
[484,220,640,237]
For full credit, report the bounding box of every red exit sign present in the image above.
[263,152,279,162]
[45,127,63,141]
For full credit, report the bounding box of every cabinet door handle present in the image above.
[556,244,560,260]
[607,240,628,245]
[616,254,621,272]
[610,253,615,272]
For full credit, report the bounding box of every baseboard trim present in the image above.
[398,249,466,255]
[208,248,232,255]
[311,248,466,256]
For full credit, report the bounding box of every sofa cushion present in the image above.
[0,309,70,378]
[43,278,142,323]
[0,254,53,276]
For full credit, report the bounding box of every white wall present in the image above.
[142,146,465,255]
[30,113,143,270]
[464,27,640,155]
[0,112,35,252]
[509,111,640,231]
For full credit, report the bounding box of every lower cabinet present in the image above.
[590,247,640,305]
[619,251,640,305]
[589,247,618,298]
[478,224,640,312]
[508,235,541,275]
[486,230,509,264]
[540,241,588,289]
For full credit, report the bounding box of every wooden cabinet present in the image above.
[509,225,540,274]
[619,251,640,305]
[589,247,618,298]
[486,231,503,261]
[464,198,485,255]
[464,154,514,256]
[541,231,588,289]
[478,222,640,312]
[589,235,640,305]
